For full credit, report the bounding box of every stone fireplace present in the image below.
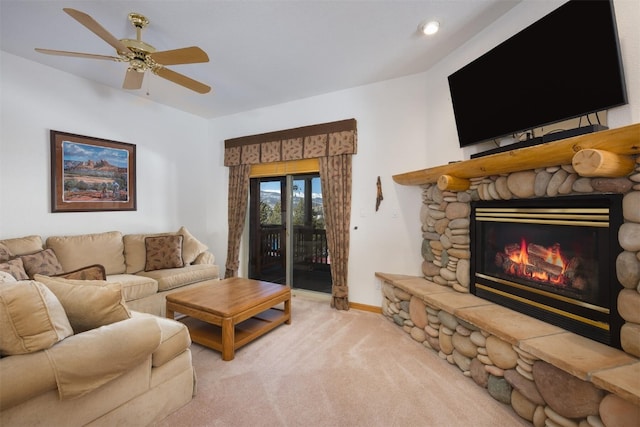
[377,123,639,427]
[471,195,624,348]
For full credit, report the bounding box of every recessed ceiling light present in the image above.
[420,21,440,36]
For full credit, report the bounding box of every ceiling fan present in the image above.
[35,8,211,94]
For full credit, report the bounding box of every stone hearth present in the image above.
[378,124,640,427]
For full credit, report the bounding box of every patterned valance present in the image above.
[224,119,357,166]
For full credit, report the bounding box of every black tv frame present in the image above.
[448,0,628,152]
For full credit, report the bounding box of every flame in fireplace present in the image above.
[505,238,567,285]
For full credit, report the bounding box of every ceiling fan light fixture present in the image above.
[420,20,440,36]
[129,58,147,72]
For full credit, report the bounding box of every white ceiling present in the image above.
[0,1,520,119]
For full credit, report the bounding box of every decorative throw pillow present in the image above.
[20,249,64,279]
[144,235,184,271]
[178,226,209,264]
[0,258,29,280]
[123,227,207,273]
[0,271,17,283]
[34,274,131,334]
[0,242,13,263]
[0,280,73,356]
[55,264,106,281]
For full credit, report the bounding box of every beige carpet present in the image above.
[154,292,530,427]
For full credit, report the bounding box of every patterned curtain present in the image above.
[224,164,250,278]
[319,155,352,310]
[224,119,356,308]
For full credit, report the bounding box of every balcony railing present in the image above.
[293,226,329,265]
[258,225,329,270]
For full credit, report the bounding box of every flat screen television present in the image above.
[448,0,628,149]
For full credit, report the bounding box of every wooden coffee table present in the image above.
[166,277,291,361]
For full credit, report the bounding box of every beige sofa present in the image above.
[0,227,220,316]
[0,277,195,426]
[0,227,221,425]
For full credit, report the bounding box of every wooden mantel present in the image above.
[393,123,640,188]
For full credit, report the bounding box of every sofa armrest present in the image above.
[45,316,161,400]
[0,351,57,411]
[193,251,215,265]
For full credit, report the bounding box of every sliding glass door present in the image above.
[248,174,331,293]
[290,174,331,293]
[248,177,286,284]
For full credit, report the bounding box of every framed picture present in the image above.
[50,130,136,212]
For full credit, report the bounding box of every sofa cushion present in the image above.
[137,264,220,292]
[106,273,158,302]
[0,258,29,280]
[34,274,131,334]
[144,235,184,271]
[55,264,106,280]
[0,280,74,356]
[0,235,44,257]
[0,242,13,262]
[45,231,126,275]
[20,249,64,279]
[123,226,208,274]
[132,312,192,367]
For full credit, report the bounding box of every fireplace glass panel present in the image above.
[471,195,623,348]
[481,221,601,306]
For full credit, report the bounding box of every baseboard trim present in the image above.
[349,302,382,314]
[291,289,382,313]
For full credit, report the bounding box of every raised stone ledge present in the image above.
[375,272,640,407]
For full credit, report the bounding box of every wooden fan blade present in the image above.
[63,8,130,55]
[123,69,144,90]
[148,46,209,65]
[155,67,211,94]
[35,48,121,61]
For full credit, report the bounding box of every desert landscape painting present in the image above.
[62,141,130,202]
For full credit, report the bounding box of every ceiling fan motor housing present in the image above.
[120,38,158,72]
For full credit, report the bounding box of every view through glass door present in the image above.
[248,174,331,293]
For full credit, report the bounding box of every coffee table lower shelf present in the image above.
[179,308,288,357]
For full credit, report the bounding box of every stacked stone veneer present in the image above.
[381,157,640,427]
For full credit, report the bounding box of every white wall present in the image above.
[608,0,640,127]
[207,0,640,306]
[0,52,222,258]
[208,73,433,306]
[426,0,640,158]
[2,0,638,307]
